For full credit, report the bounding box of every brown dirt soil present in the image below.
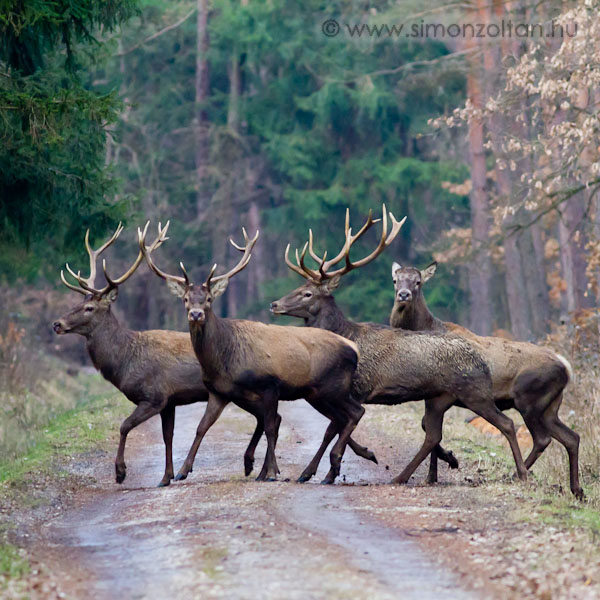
[3,400,599,599]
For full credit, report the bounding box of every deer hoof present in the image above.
[174,473,188,481]
[574,488,585,501]
[391,475,409,485]
[157,479,171,488]
[244,457,254,477]
[446,451,459,469]
[296,471,314,483]
[115,466,126,484]
[366,451,378,465]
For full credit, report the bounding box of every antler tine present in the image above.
[285,244,312,280]
[317,250,328,279]
[64,262,98,294]
[297,242,320,281]
[385,212,406,247]
[320,208,381,273]
[324,204,406,278]
[83,222,123,289]
[60,269,88,295]
[138,221,187,285]
[210,228,259,285]
[230,227,256,252]
[205,263,218,287]
[179,262,190,286]
[103,221,171,290]
[60,222,124,295]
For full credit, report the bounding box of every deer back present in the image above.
[192,316,358,395]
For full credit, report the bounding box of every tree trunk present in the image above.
[224,46,243,318]
[465,2,493,335]
[559,194,594,312]
[195,0,210,220]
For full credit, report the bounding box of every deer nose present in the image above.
[397,289,412,302]
[52,320,65,334]
[270,301,278,312]
[188,309,205,322]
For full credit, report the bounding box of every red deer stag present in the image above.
[139,225,367,484]
[390,261,582,499]
[270,207,529,485]
[53,222,267,486]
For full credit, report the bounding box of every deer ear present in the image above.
[421,261,437,283]
[322,274,342,293]
[167,279,186,298]
[101,287,118,304]
[210,278,229,299]
[392,261,401,276]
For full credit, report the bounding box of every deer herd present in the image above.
[52,206,583,500]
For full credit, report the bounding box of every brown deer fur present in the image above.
[390,261,582,499]
[142,227,366,484]
[270,278,529,485]
[53,291,266,486]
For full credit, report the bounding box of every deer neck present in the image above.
[305,296,358,341]
[189,308,232,380]
[85,310,135,387]
[390,295,440,331]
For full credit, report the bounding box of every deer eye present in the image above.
[303,291,313,298]
[393,278,396,284]
[84,305,94,312]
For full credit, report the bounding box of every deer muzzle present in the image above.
[53,320,67,334]
[188,308,205,323]
[396,289,412,303]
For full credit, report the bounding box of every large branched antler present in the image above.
[61,222,168,296]
[61,223,124,295]
[285,204,406,282]
[206,227,260,288]
[103,221,169,290]
[137,221,187,285]
[140,224,259,289]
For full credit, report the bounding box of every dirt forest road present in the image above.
[34,402,482,600]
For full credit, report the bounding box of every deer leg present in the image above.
[297,420,339,483]
[542,396,583,500]
[174,394,229,481]
[297,426,376,483]
[115,401,162,484]
[158,404,176,487]
[256,390,280,482]
[244,419,265,477]
[348,438,378,464]
[521,412,551,471]
[467,402,528,481]
[426,452,438,485]
[547,419,582,500]
[234,399,266,476]
[297,397,348,482]
[322,402,365,485]
[392,396,454,484]
[421,414,459,480]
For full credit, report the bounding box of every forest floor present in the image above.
[1,377,599,600]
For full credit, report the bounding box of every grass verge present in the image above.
[0,370,128,597]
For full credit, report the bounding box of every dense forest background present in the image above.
[1,0,599,346]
